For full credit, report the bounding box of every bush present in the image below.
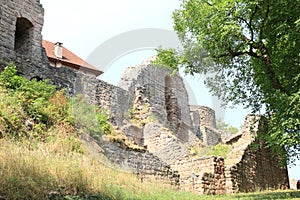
[72,95,113,138]
[0,64,56,124]
[0,64,112,145]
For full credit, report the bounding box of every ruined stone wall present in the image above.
[226,140,289,193]
[100,137,180,186]
[142,123,189,165]
[119,61,194,142]
[190,106,221,146]
[202,127,222,146]
[74,73,130,126]
[190,106,216,128]
[171,156,226,195]
[80,133,180,187]
[225,115,289,193]
[0,0,48,69]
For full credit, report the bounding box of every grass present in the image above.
[0,138,205,199]
[1,138,300,199]
[0,66,299,199]
[191,144,231,158]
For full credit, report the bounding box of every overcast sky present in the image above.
[41,0,180,58]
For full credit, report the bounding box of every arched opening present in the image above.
[14,17,34,54]
[30,76,43,82]
[165,75,181,132]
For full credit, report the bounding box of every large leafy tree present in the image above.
[155,0,300,163]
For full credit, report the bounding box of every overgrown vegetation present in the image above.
[1,140,299,199]
[154,0,300,164]
[0,64,112,143]
[191,144,231,158]
[1,64,299,199]
[72,95,113,139]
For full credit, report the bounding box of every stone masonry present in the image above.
[225,115,289,193]
[190,106,222,146]
[0,0,290,195]
[0,0,48,69]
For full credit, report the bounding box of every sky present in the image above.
[40,0,299,180]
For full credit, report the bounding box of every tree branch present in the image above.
[216,50,259,58]
[203,0,213,7]
[249,5,259,53]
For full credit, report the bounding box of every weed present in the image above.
[199,144,230,158]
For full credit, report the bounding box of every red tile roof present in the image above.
[42,40,103,76]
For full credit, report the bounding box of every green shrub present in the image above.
[0,64,56,124]
[0,64,112,144]
[72,95,113,138]
[0,65,70,138]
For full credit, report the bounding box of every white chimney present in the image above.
[54,42,63,59]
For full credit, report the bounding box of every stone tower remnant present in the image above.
[0,0,48,70]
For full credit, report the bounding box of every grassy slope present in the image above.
[2,139,300,200]
[0,66,300,199]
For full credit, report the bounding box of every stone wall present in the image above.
[74,72,130,126]
[0,0,48,69]
[81,134,180,187]
[225,115,289,193]
[190,106,216,128]
[119,61,194,143]
[190,105,221,146]
[202,127,222,146]
[226,143,289,193]
[142,123,189,165]
[171,156,226,195]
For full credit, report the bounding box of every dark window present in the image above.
[14,17,34,54]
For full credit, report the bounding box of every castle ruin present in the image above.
[0,0,289,194]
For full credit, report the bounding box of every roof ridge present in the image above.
[42,40,103,76]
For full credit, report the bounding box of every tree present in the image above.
[216,119,239,134]
[154,0,300,163]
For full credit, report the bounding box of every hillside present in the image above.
[0,64,300,199]
[0,64,200,199]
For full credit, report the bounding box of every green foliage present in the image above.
[155,0,300,163]
[216,120,239,134]
[211,144,230,158]
[0,64,85,153]
[200,144,230,158]
[0,64,113,142]
[72,95,113,138]
[152,48,181,75]
[0,63,57,124]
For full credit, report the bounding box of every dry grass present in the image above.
[1,138,300,200]
[0,138,150,199]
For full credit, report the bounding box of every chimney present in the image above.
[54,42,63,59]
